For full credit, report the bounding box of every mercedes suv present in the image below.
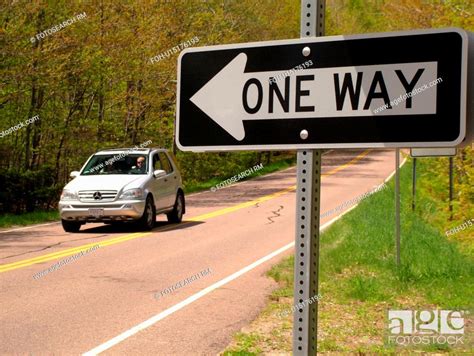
[59,148,185,232]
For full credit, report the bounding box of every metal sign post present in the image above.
[412,158,416,212]
[293,1,324,354]
[449,157,454,220]
[395,149,401,268]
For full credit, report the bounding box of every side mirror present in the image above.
[70,171,80,178]
[153,169,166,178]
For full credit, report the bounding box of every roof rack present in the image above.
[97,147,154,153]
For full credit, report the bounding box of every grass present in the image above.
[183,157,296,194]
[222,157,473,354]
[222,333,263,356]
[0,210,59,229]
[413,154,474,257]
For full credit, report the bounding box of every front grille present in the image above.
[78,190,118,202]
[70,204,123,209]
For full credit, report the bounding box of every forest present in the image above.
[0,0,472,216]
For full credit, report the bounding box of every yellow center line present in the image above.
[0,149,370,274]
[188,149,371,222]
[188,185,296,221]
[323,149,371,176]
[0,233,151,273]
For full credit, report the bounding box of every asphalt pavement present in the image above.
[0,149,398,355]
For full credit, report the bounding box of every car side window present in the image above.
[158,152,173,174]
[153,154,163,171]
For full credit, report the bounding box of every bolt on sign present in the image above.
[176,28,472,151]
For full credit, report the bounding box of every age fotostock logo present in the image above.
[387,310,465,346]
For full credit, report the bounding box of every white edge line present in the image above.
[321,154,407,230]
[83,150,399,355]
[83,202,353,356]
[82,242,294,355]
[384,154,408,183]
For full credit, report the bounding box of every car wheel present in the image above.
[138,196,156,230]
[167,192,185,223]
[61,219,82,233]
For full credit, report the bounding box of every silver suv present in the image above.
[59,148,185,232]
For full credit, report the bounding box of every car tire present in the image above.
[138,196,156,231]
[167,192,185,223]
[61,219,82,233]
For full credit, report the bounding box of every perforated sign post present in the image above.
[175,1,472,354]
[293,1,324,354]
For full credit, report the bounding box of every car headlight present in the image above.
[60,189,78,201]
[119,188,144,200]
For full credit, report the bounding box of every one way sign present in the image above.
[176,28,470,151]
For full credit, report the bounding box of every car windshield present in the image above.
[81,154,148,175]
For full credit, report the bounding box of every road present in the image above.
[0,149,398,355]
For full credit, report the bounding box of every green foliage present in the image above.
[225,158,473,353]
[327,0,474,34]
[346,275,387,302]
[413,148,474,256]
[267,254,294,298]
[1,0,472,221]
[0,1,303,215]
[222,332,262,356]
[184,153,295,194]
[319,160,473,307]
[0,165,61,213]
[0,210,59,228]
